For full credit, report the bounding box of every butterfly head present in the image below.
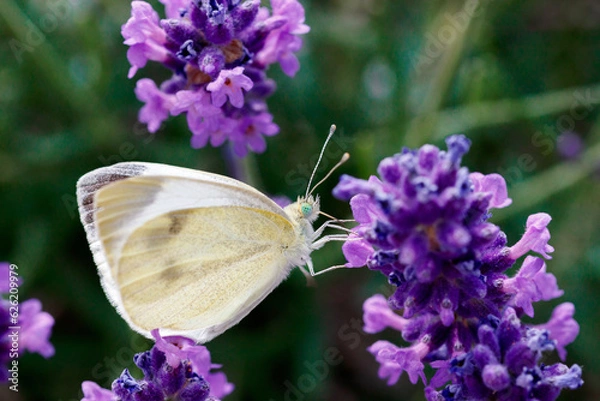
[286,195,320,224]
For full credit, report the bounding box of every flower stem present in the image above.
[404,0,479,147]
[0,0,116,146]
[494,139,600,221]
[222,142,262,189]
[429,82,600,141]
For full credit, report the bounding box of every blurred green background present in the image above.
[1,0,600,400]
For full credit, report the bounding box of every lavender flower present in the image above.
[1,262,55,383]
[333,135,583,400]
[122,0,309,156]
[81,329,233,401]
[556,132,583,160]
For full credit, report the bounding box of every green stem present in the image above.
[1,0,116,145]
[223,142,262,189]
[430,82,600,141]
[494,139,600,221]
[404,0,479,147]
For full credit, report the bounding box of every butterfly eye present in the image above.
[300,202,312,217]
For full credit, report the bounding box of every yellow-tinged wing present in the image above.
[113,206,296,343]
[76,162,297,343]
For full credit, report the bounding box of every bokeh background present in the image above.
[1,0,600,400]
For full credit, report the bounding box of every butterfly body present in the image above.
[77,162,320,343]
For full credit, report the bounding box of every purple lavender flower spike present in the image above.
[122,0,309,155]
[509,212,555,260]
[333,135,582,399]
[80,329,233,401]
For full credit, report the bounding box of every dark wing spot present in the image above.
[168,214,185,235]
[159,264,184,288]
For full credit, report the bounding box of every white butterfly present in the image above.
[76,126,348,343]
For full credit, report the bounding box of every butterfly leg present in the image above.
[301,261,317,286]
[311,234,348,250]
[311,264,348,276]
[313,220,354,239]
[305,250,350,277]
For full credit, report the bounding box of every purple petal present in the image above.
[367,340,428,385]
[536,303,579,361]
[206,371,235,399]
[172,88,220,117]
[470,172,512,209]
[542,363,583,389]
[206,67,253,108]
[271,0,310,34]
[509,213,554,260]
[504,256,545,317]
[228,113,279,157]
[81,381,115,401]
[134,78,175,132]
[19,299,55,358]
[158,0,188,19]
[198,46,225,78]
[278,46,301,76]
[152,329,195,368]
[342,236,373,268]
[362,294,408,333]
[0,262,10,293]
[333,177,374,201]
[533,263,563,301]
[122,1,169,77]
[254,0,309,75]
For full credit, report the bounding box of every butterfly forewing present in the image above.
[76,162,300,343]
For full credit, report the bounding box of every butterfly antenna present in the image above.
[305,124,337,198]
[319,210,339,221]
[308,152,350,197]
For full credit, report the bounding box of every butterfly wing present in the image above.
[76,162,297,343]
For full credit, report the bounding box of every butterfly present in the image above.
[76,125,349,343]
